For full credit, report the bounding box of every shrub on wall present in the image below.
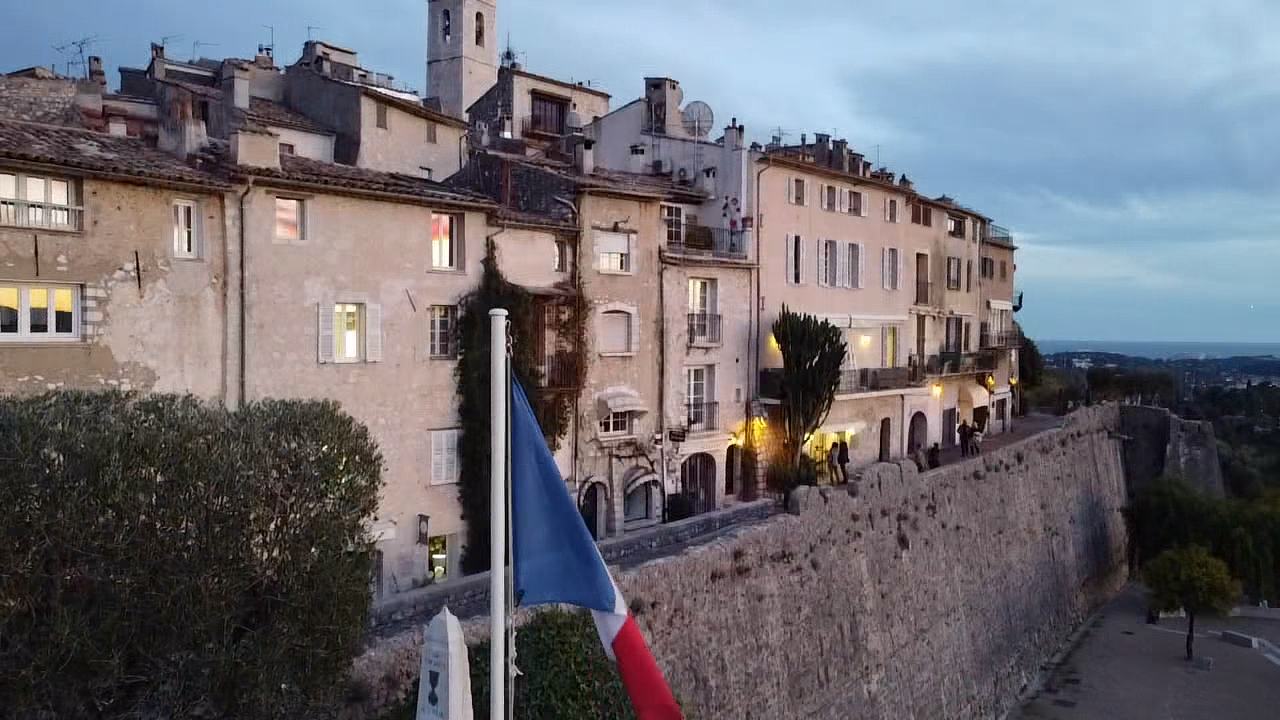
[0,391,383,719]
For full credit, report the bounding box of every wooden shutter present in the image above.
[883,198,889,222]
[365,303,384,362]
[799,236,808,284]
[802,180,810,207]
[785,234,795,285]
[786,178,794,205]
[817,239,829,287]
[835,242,846,287]
[818,184,827,210]
[882,248,890,290]
[860,192,869,217]
[431,431,445,483]
[895,249,904,291]
[318,303,335,363]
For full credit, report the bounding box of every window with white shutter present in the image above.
[599,310,633,353]
[847,243,862,289]
[364,303,383,362]
[817,239,829,287]
[596,231,633,274]
[881,248,891,290]
[786,235,804,285]
[785,234,795,285]
[882,248,901,290]
[836,242,848,288]
[799,236,809,283]
[859,192,869,217]
[172,200,199,259]
[430,428,460,485]
[333,303,365,363]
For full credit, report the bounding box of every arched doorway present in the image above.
[907,412,928,454]
[623,474,660,529]
[578,481,609,540]
[725,444,740,497]
[678,453,716,518]
[879,418,892,462]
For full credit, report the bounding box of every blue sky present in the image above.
[4,0,1278,343]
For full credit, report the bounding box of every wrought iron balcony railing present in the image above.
[667,225,749,260]
[979,329,1023,350]
[686,401,719,433]
[0,200,82,231]
[537,352,579,389]
[687,313,722,346]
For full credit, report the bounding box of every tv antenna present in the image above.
[261,25,275,54]
[159,34,182,50]
[52,35,98,78]
[192,41,218,59]
[307,26,322,41]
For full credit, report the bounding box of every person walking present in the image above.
[958,419,972,457]
[971,426,984,455]
[837,440,851,484]
[827,442,840,484]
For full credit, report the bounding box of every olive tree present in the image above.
[1144,544,1240,660]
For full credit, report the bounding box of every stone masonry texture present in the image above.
[348,405,1129,719]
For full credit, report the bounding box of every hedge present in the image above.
[0,391,383,719]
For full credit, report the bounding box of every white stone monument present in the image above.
[416,606,473,720]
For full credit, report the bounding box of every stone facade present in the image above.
[1120,404,1224,498]
[347,405,1130,719]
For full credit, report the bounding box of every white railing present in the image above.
[0,200,83,231]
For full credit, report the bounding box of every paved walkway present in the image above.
[1016,585,1280,720]
[933,413,1063,468]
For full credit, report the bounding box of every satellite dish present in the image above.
[681,101,714,139]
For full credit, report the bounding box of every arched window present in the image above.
[475,11,485,47]
[442,9,452,43]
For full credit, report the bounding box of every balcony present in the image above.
[667,225,749,261]
[0,200,82,232]
[979,329,1023,350]
[520,115,564,139]
[537,352,579,390]
[686,401,719,433]
[914,280,941,307]
[759,367,914,399]
[985,224,1014,247]
[687,313,722,346]
[911,350,996,378]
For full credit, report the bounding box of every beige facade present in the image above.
[355,92,468,178]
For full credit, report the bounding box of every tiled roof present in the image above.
[241,153,495,207]
[247,98,332,135]
[0,119,228,188]
[154,77,223,99]
[357,85,467,129]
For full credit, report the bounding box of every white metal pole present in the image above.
[488,308,508,720]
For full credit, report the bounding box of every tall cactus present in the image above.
[772,305,847,469]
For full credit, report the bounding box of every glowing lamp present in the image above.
[860,335,872,348]
[931,383,943,398]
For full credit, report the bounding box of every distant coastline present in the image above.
[1037,339,1280,361]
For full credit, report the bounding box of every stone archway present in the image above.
[678,452,717,518]
[907,411,928,454]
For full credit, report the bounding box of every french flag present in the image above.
[509,380,684,720]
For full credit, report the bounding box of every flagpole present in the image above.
[489,308,508,720]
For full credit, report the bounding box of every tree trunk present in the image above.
[1185,611,1195,660]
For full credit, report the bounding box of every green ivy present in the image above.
[455,238,583,574]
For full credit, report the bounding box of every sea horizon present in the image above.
[1037,339,1280,361]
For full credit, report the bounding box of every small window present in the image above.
[820,239,839,287]
[981,257,995,279]
[430,429,460,485]
[847,242,863,289]
[426,121,438,144]
[0,283,79,341]
[279,143,295,156]
[1000,260,1008,280]
[883,248,901,290]
[599,310,633,353]
[887,199,899,223]
[429,305,457,358]
[333,303,365,363]
[475,11,485,47]
[786,235,804,285]
[172,200,199,259]
[663,205,684,246]
[554,239,569,272]
[946,257,962,291]
[599,411,634,436]
[427,535,449,581]
[847,190,863,216]
[274,197,304,241]
[441,9,452,43]
[420,167,434,180]
[376,102,388,129]
[431,213,461,270]
[791,178,806,205]
[528,92,568,136]
[596,231,632,274]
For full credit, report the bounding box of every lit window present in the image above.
[429,305,457,358]
[334,303,364,362]
[432,213,460,270]
[172,200,199,259]
[554,239,569,272]
[0,172,78,230]
[0,283,79,341]
[274,197,304,241]
[599,412,634,436]
[428,535,449,581]
[430,429,460,485]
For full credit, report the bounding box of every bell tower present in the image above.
[427,0,499,120]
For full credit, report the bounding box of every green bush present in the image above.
[0,391,383,719]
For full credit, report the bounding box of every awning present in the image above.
[964,383,991,408]
[988,299,1014,311]
[597,387,648,416]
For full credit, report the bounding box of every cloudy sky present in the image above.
[4,0,1278,343]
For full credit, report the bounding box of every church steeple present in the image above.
[426,0,499,120]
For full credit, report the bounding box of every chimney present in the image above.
[231,129,280,169]
[151,42,166,60]
[220,63,252,110]
[87,56,106,91]
[814,133,831,167]
[832,139,848,171]
[628,144,646,174]
[574,138,595,175]
[254,45,275,69]
[800,133,807,147]
[107,115,127,137]
[722,121,739,150]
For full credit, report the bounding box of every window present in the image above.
[688,278,716,314]
[822,184,837,212]
[948,216,965,237]
[910,204,932,226]
[172,200,199,259]
[663,205,684,245]
[431,213,461,270]
[554,239,569,272]
[475,11,485,47]
[946,257,962,291]
[599,310,633,353]
[425,121,438,144]
[599,411,633,436]
[819,239,839,287]
[376,102,388,129]
[279,143,295,156]
[420,167,434,180]
[846,242,863,289]
[785,234,804,285]
[0,172,78,230]
[846,190,864,216]
[944,317,963,353]
[882,248,901,290]
[1000,260,1008,280]
[429,305,456,358]
[883,326,898,368]
[319,301,382,364]
[687,365,715,432]
[788,178,807,206]
[274,197,304,241]
[430,429,460,485]
[595,231,632,274]
[427,535,449,582]
[529,92,568,136]
[885,198,899,223]
[0,284,79,341]
[966,260,973,292]
[441,9,451,43]
[981,257,995,279]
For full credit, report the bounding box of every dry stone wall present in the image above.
[350,406,1130,718]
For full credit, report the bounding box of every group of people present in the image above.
[958,419,984,457]
[826,440,851,484]
[825,418,987,482]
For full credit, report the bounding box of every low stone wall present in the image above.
[350,405,1130,719]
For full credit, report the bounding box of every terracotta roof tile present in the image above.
[247,97,332,135]
[0,120,228,188]
[242,153,495,207]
